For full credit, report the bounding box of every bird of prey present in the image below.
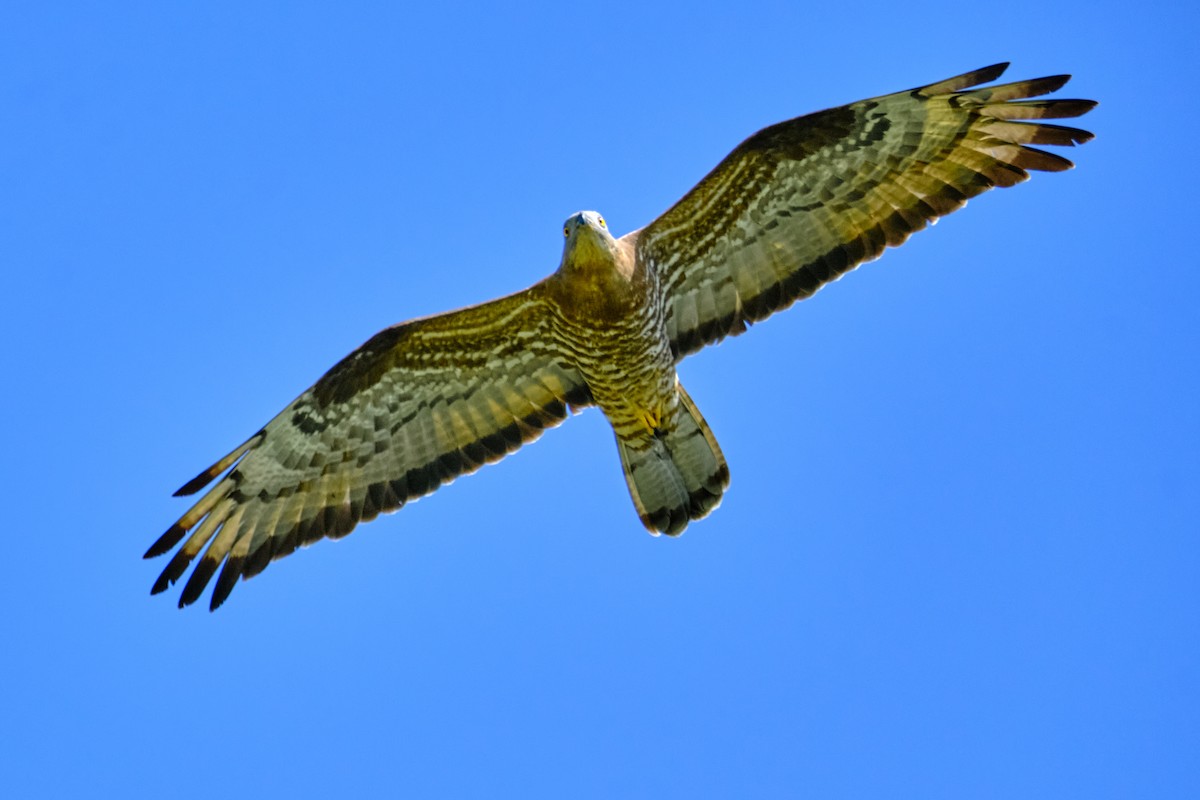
[146,63,1095,610]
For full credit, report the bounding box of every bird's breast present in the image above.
[545,262,677,434]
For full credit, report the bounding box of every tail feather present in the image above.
[617,383,729,536]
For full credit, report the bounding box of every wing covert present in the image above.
[145,282,590,610]
[629,63,1096,358]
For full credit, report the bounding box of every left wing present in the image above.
[146,282,590,610]
[626,63,1096,358]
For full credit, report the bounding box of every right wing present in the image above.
[145,282,590,610]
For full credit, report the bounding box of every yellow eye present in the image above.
[598,217,606,228]
[563,225,570,238]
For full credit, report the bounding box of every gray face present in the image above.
[563,210,609,240]
[564,209,619,262]
[561,210,614,268]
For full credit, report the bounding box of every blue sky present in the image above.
[3,2,1197,797]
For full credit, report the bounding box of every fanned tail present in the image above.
[617,383,729,536]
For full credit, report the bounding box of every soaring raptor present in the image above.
[147,64,1095,609]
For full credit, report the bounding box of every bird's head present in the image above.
[561,210,617,269]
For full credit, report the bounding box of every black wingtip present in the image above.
[980,62,1011,82]
[922,62,1012,95]
[151,550,191,595]
[1038,74,1072,95]
[178,557,220,608]
[208,557,244,612]
[173,431,265,496]
[174,468,218,497]
[144,524,186,559]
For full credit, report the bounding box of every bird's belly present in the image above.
[546,259,677,437]
[567,319,678,438]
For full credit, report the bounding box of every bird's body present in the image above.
[548,213,728,534]
[147,64,1096,609]
[547,212,675,439]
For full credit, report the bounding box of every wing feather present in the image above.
[630,64,1096,358]
[147,281,590,609]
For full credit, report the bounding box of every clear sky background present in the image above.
[3,2,1196,797]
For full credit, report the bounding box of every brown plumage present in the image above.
[147,63,1095,609]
